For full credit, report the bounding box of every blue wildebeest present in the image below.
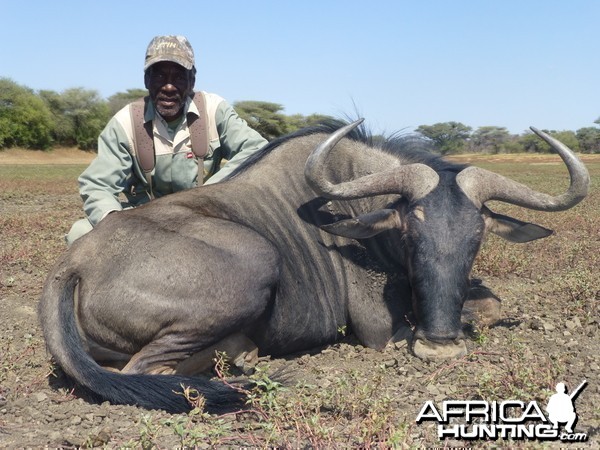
[39,120,589,413]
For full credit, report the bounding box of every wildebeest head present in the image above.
[305,120,589,360]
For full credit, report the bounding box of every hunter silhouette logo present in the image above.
[546,380,587,434]
[416,379,589,442]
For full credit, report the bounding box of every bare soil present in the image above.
[0,151,598,448]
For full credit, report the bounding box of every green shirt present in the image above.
[78,92,268,226]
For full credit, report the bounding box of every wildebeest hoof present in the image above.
[388,324,413,346]
[412,337,467,360]
[148,366,177,375]
[232,348,259,375]
[462,282,502,327]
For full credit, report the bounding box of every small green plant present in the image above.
[247,364,284,410]
[161,415,211,448]
[138,414,159,450]
[466,322,490,346]
[385,421,411,448]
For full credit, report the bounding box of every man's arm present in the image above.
[204,101,268,184]
[79,116,135,226]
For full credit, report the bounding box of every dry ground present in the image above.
[0,148,598,448]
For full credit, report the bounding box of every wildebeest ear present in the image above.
[321,209,402,239]
[483,207,553,243]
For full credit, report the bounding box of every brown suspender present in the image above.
[129,92,209,198]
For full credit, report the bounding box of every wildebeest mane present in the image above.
[226,118,466,180]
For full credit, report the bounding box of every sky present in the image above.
[2,0,599,135]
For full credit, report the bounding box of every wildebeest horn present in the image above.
[305,119,440,200]
[456,127,590,211]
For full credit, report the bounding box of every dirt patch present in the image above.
[0,158,598,448]
[0,147,96,165]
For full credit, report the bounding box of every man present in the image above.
[66,35,268,245]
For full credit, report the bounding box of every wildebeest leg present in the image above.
[75,286,132,371]
[120,337,198,375]
[461,279,501,327]
[176,333,258,375]
[388,324,413,345]
[87,340,131,371]
[349,273,413,350]
[121,333,259,376]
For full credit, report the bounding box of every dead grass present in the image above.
[448,153,600,164]
[0,151,598,448]
[0,147,95,165]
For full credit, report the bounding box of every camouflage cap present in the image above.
[144,35,195,71]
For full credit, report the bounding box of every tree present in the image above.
[287,113,334,131]
[519,131,545,153]
[576,127,600,153]
[470,126,511,154]
[416,122,472,154]
[519,129,579,154]
[39,89,75,146]
[233,101,334,140]
[107,88,147,116]
[40,87,110,150]
[0,78,54,149]
[233,101,291,140]
[552,131,579,153]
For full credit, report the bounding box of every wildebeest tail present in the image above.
[38,266,247,414]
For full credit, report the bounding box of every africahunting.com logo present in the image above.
[416,380,588,443]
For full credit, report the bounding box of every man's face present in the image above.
[145,61,194,121]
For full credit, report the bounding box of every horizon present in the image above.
[2,1,599,135]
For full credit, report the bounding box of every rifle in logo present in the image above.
[569,379,588,401]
